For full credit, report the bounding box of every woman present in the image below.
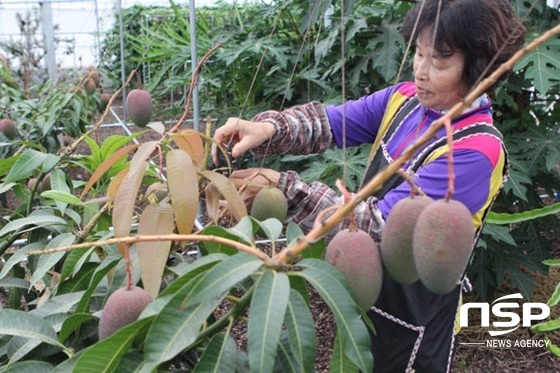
[212,0,526,371]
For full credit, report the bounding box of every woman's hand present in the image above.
[229,168,281,209]
[212,118,275,165]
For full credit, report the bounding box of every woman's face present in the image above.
[413,30,468,111]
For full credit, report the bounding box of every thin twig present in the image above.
[169,43,223,134]
[26,233,271,262]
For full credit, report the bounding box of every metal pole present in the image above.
[93,0,101,65]
[189,0,199,132]
[117,0,127,123]
[40,0,57,78]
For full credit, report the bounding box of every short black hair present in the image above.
[403,0,526,90]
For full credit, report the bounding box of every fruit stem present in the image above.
[396,169,425,197]
[443,117,455,201]
[124,242,133,290]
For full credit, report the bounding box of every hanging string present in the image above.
[340,0,347,185]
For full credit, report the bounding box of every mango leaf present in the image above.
[141,290,223,372]
[75,252,121,313]
[59,313,97,343]
[137,202,174,298]
[226,216,257,245]
[0,278,29,290]
[293,259,373,372]
[29,233,76,290]
[253,218,283,245]
[284,289,317,373]
[248,269,290,373]
[81,143,138,198]
[201,170,247,221]
[0,209,67,237]
[167,149,199,235]
[0,243,42,280]
[192,333,237,373]
[106,168,129,204]
[49,168,71,214]
[41,190,83,206]
[0,310,66,352]
[286,222,326,260]
[58,247,94,285]
[487,203,560,225]
[275,331,299,373]
[205,182,221,223]
[56,262,98,295]
[142,254,227,317]
[199,226,242,256]
[0,361,54,372]
[69,317,154,373]
[4,148,47,183]
[329,332,359,373]
[186,252,263,306]
[173,130,205,165]
[113,160,146,252]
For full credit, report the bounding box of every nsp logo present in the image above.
[459,293,550,336]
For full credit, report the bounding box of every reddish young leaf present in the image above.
[166,149,199,235]
[173,130,205,165]
[81,143,138,198]
[201,170,247,222]
[137,202,174,298]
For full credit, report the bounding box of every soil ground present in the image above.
[1,105,559,372]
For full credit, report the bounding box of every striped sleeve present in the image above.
[250,101,333,157]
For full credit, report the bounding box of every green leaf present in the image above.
[49,168,71,214]
[248,269,290,373]
[284,289,317,373]
[71,317,154,373]
[186,253,263,306]
[0,361,54,373]
[293,259,373,372]
[142,293,222,372]
[516,37,560,94]
[30,233,76,289]
[0,210,67,237]
[547,282,560,307]
[199,226,242,256]
[370,23,404,82]
[531,317,560,333]
[0,243,42,280]
[253,217,283,244]
[481,224,516,246]
[4,149,47,183]
[41,190,83,205]
[226,216,257,245]
[0,310,66,352]
[75,252,121,313]
[329,332,359,373]
[0,278,30,290]
[59,313,97,343]
[192,333,237,373]
[547,338,560,358]
[286,222,326,260]
[56,262,98,295]
[487,203,560,224]
[58,247,94,286]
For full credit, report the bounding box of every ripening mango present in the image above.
[325,228,383,309]
[413,199,474,295]
[381,195,433,285]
